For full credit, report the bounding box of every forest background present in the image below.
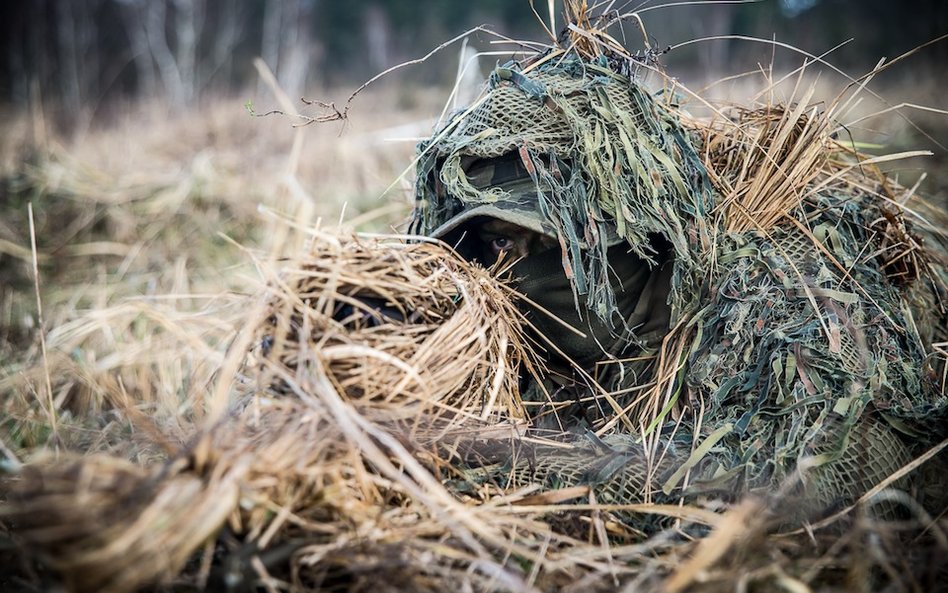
[2,0,946,129]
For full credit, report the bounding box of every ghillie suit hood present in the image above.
[411,57,711,327]
[411,37,948,514]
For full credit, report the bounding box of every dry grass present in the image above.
[2,15,948,593]
[0,232,710,593]
[0,84,432,438]
[0,84,431,339]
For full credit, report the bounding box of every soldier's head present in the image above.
[411,57,710,368]
[466,217,557,264]
[426,150,673,370]
[427,152,562,266]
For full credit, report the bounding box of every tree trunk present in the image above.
[260,0,283,96]
[118,0,158,99]
[364,4,391,74]
[144,0,185,106]
[278,0,312,98]
[76,0,101,109]
[57,0,82,117]
[172,0,202,103]
[208,0,243,92]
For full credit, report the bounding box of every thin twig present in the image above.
[28,202,57,439]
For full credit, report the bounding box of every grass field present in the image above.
[1,58,947,591]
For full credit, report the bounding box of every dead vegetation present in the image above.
[2,4,948,593]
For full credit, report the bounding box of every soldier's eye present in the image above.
[491,237,513,253]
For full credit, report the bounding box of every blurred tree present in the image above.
[117,0,159,99]
[365,4,393,73]
[262,0,315,97]
[0,0,944,120]
[172,0,202,103]
[143,0,186,105]
[206,0,244,92]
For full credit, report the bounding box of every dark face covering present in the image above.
[510,244,673,370]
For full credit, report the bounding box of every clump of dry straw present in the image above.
[253,231,534,429]
[1,233,552,593]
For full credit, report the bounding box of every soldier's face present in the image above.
[472,219,557,264]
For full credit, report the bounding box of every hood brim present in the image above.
[430,204,624,249]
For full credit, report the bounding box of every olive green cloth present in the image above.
[510,243,671,370]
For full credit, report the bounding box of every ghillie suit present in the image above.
[410,44,948,517]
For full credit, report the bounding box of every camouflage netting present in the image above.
[411,49,948,514]
[412,59,712,321]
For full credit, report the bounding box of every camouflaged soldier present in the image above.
[426,152,676,432]
[410,51,948,518]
